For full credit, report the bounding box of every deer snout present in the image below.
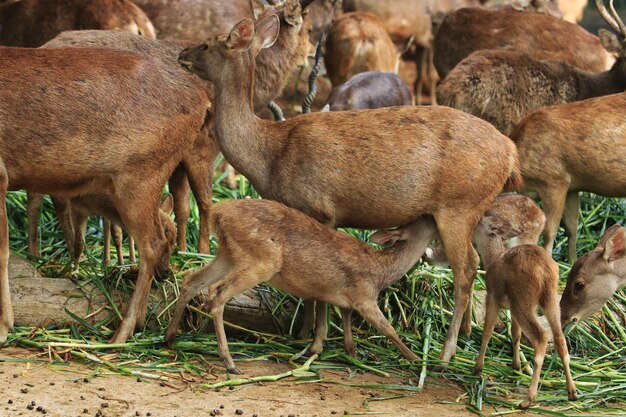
[178,49,194,71]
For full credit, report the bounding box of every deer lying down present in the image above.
[425,193,546,266]
[324,72,413,111]
[166,199,437,373]
[178,15,521,364]
[560,224,626,328]
[473,212,577,409]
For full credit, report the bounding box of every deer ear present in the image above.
[250,0,266,19]
[481,212,513,237]
[160,193,174,215]
[599,29,624,55]
[283,0,303,27]
[370,229,401,247]
[255,14,280,50]
[226,18,255,51]
[602,226,626,262]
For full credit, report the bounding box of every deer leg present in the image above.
[26,192,43,257]
[538,184,568,257]
[169,165,190,252]
[111,222,124,265]
[428,45,437,105]
[511,316,522,371]
[103,219,112,266]
[70,209,88,267]
[357,301,418,360]
[52,197,75,257]
[299,301,316,339]
[461,246,480,337]
[512,306,547,409]
[473,294,499,375]
[562,191,580,263]
[309,301,328,355]
[414,45,426,105]
[0,162,13,343]
[544,298,577,401]
[341,308,356,357]
[128,235,136,263]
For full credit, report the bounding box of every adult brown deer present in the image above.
[324,72,413,111]
[166,199,438,372]
[0,44,211,344]
[560,224,626,328]
[512,90,626,263]
[30,0,313,257]
[472,212,577,409]
[0,0,155,47]
[324,11,399,87]
[434,6,613,80]
[178,15,521,363]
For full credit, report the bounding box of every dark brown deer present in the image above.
[166,199,438,372]
[560,224,626,328]
[434,6,613,80]
[0,44,212,344]
[0,0,155,47]
[178,15,521,363]
[324,72,413,111]
[472,212,577,409]
[512,91,626,262]
[324,11,399,87]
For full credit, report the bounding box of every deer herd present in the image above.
[0,0,625,409]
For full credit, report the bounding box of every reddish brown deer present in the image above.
[324,11,399,87]
[512,91,626,262]
[30,0,312,257]
[434,6,613,80]
[425,193,546,266]
[178,15,521,363]
[0,44,212,343]
[166,199,438,372]
[324,72,413,111]
[0,0,155,47]
[472,212,577,409]
[560,224,626,327]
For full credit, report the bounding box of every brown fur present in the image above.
[434,7,613,79]
[324,71,413,111]
[511,92,626,263]
[324,11,399,86]
[560,224,626,327]
[178,16,521,364]
[0,0,155,47]
[472,213,577,409]
[0,45,210,344]
[438,49,626,135]
[166,199,438,372]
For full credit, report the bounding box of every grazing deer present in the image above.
[0,0,155,47]
[324,11,399,87]
[0,43,213,344]
[425,193,546,266]
[472,212,577,409]
[560,224,626,328]
[178,15,521,363]
[324,72,413,111]
[166,199,438,372]
[512,90,626,262]
[29,0,313,257]
[434,6,614,80]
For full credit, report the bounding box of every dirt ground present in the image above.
[0,347,546,417]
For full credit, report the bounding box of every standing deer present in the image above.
[472,212,577,409]
[512,90,626,262]
[0,43,212,344]
[324,11,399,87]
[324,72,413,111]
[166,199,438,372]
[434,6,613,80]
[178,15,521,363]
[560,224,626,328]
[0,0,155,47]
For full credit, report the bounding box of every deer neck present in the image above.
[473,232,504,271]
[212,49,282,193]
[581,65,626,98]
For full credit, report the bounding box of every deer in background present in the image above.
[472,212,577,409]
[324,72,413,111]
[512,91,626,262]
[166,199,438,372]
[560,224,626,328]
[178,15,521,364]
[324,11,399,87]
[0,0,155,47]
[434,5,613,80]
[425,193,546,266]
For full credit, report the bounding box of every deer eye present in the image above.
[201,44,209,51]
[574,281,586,292]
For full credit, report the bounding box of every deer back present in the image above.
[325,71,413,110]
